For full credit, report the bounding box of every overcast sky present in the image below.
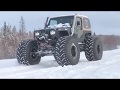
[0,11,120,35]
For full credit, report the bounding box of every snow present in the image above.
[48,23,71,28]
[0,48,120,79]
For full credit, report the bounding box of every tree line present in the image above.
[0,16,33,59]
[0,16,120,59]
[93,33,120,51]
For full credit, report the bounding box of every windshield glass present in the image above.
[47,16,74,27]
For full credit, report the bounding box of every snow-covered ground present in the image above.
[0,47,120,79]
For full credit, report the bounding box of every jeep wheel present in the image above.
[54,36,80,67]
[17,39,41,65]
[84,36,103,61]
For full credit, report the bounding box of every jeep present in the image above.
[16,14,103,67]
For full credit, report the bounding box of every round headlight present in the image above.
[50,31,55,35]
[35,32,39,36]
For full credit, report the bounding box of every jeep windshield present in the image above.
[47,16,74,28]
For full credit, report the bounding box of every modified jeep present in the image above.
[16,14,103,67]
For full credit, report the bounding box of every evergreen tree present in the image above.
[19,16,26,40]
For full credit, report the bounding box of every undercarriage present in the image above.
[36,42,54,57]
[35,40,85,57]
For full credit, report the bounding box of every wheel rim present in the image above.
[30,47,38,60]
[71,43,77,59]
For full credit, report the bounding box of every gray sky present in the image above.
[0,11,120,35]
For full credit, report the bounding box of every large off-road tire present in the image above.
[17,39,41,65]
[84,36,103,61]
[54,36,80,67]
